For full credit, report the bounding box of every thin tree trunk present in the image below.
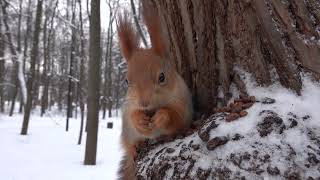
[107,24,113,118]
[0,4,4,113]
[1,0,24,116]
[33,50,41,108]
[40,0,58,117]
[19,0,33,113]
[114,67,121,116]
[102,24,111,119]
[8,0,23,116]
[21,0,43,135]
[77,0,86,145]
[41,4,49,117]
[17,0,23,112]
[48,33,56,111]
[66,0,76,131]
[84,0,101,165]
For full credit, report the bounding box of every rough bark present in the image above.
[151,0,319,116]
[0,5,4,113]
[84,0,101,165]
[135,0,320,178]
[21,0,43,135]
[136,107,320,180]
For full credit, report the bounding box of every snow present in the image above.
[137,72,320,179]
[17,53,27,104]
[0,108,122,180]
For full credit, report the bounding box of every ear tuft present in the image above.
[142,0,167,57]
[117,11,140,61]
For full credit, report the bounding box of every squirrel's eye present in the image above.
[125,79,129,85]
[158,72,165,84]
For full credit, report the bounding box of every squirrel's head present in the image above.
[117,1,176,110]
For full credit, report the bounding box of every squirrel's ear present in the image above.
[117,11,140,61]
[142,1,167,57]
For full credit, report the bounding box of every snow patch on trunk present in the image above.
[17,53,27,105]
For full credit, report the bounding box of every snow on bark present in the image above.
[17,53,27,105]
[135,74,320,180]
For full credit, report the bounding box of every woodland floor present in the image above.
[0,108,122,180]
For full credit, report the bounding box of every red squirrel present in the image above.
[117,1,193,179]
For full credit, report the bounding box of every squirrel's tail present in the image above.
[118,154,136,180]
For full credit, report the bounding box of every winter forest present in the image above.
[0,0,320,180]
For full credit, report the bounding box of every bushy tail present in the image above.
[118,155,136,180]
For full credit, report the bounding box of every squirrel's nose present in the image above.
[140,100,149,108]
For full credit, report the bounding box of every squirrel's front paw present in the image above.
[131,110,153,135]
[152,108,170,130]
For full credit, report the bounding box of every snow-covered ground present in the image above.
[0,109,122,180]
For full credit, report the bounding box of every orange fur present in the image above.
[117,11,140,61]
[117,1,193,180]
[131,109,153,136]
[153,106,185,135]
[142,0,166,57]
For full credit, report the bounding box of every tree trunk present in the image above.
[41,5,49,117]
[33,48,41,108]
[48,33,56,111]
[114,66,121,116]
[21,0,43,135]
[107,24,113,118]
[135,0,320,178]
[19,0,33,113]
[102,25,111,119]
[41,0,58,116]
[151,0,319,116]
[1,0,25,116]
[103,3,117,119]
[84,0,101,165]
[0,5,5,113]
[16,0,23,113]
[8,0,23,116]
[77,0,86,145]
[66,0,76,131]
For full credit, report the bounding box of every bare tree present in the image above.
[0,4,5,113]
[106,23,114,118]
[1,0,27,115]
[84,0,101,165]
[66,0,77,131]
[77,0,86,145]
[102,0,119,119]
[41,0,58,117]
[5,0,22,116]
[18,0,33,113]
[21,0,43,135]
